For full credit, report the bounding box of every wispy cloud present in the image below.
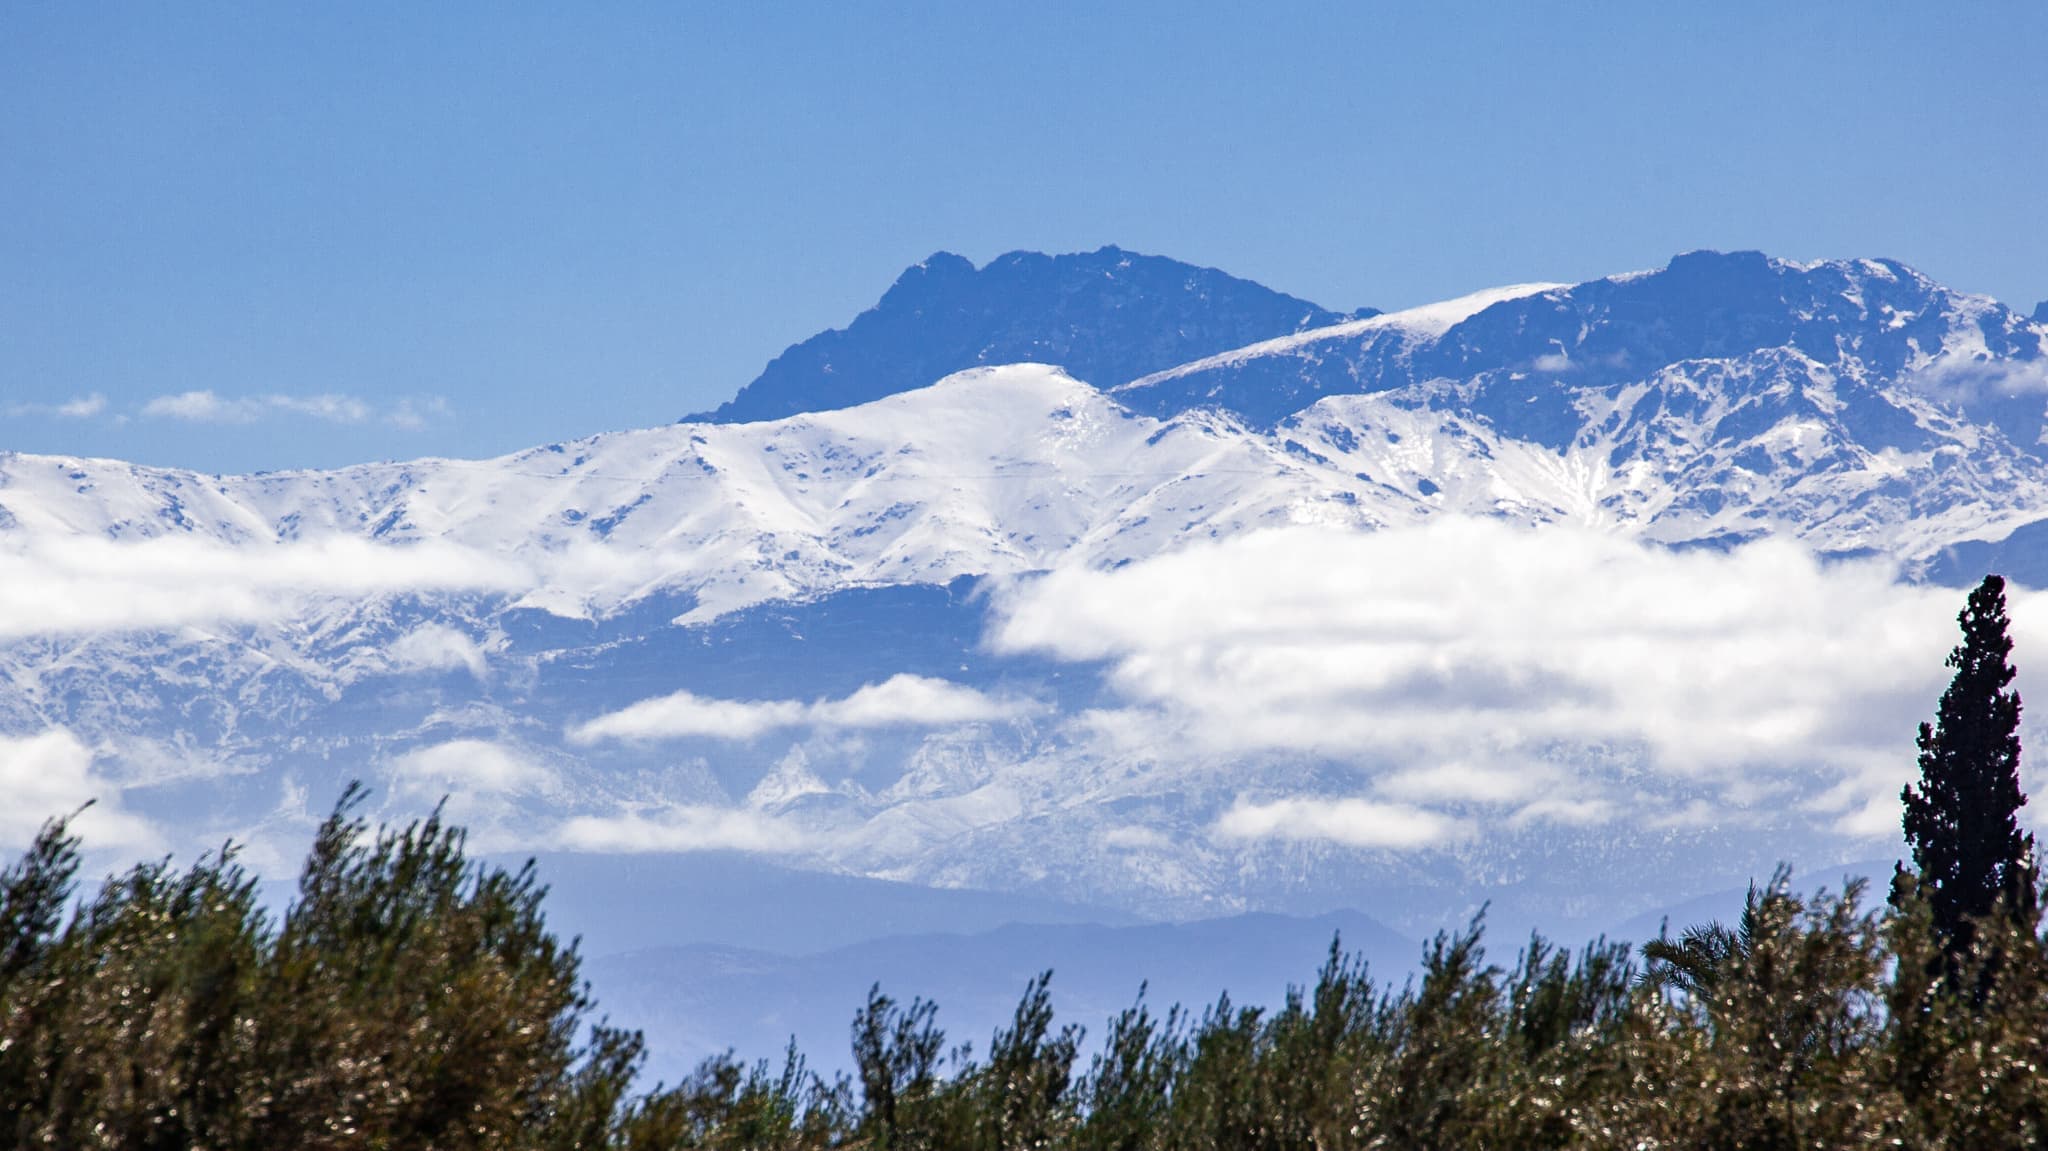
[567,674,1041,744]
[555,805,810,853]
[143,390,361,423]
[384,739,559,848]
[991,519,2015,843]
[389,739,556,797]
[140,390,448,427]
[0,535,527,639]
[1908,352,2048,400]
[1216,796,1469,849]
[7,393,108,419]
[385,624,491,680]
[386,396,452,430]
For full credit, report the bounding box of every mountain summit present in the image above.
[691,245,1364,423]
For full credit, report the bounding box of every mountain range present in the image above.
[5,244,2047,1071]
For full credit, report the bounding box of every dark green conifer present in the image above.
[1898,575,2039,958]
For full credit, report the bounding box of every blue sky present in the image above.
[4,2,2045,473]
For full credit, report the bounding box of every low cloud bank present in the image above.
[567,674,1039,744]
[0,529,779,641]
[993,519,2037,844]
[555,806,808,854]
[0,536,527,638]
[389,739,555,798]
[1216,797,1468,849]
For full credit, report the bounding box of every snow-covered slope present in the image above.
[1118,250,2048,435]
[4,366,1390,626]
[13,341,2047,631]
[1120,281,1569,388]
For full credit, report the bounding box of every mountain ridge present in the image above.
[689,244,1369,424]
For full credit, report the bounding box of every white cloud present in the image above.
[142,390,258,422]
[383,739,559,851]
[567,674,1038,744]
[144,387,372,423]
[7,394,108,419]
[1101,825,1173,851]
[389,739,555,798]
[0,535,528,639]
[570,693,806,743]
[555,805,808,853]
[386,396,451,430]
[815,675,1034,727]
[275,394,372,422]
[1216,796,1467,849]
[387,624,490,680]
[991,519,2006,840]
[139,390,436,426]
[0,729,161,852]
[1908,353,2048,400]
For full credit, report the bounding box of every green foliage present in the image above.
[0,812,81,985]
[958,971,1083,1150]
[850,983,950,1148]
[1885,871,2048,1150]
[1627,873,1896,1150]
[11,781,2048,1148]
[0,786,645,1149]
[1073,989,1180,1151]
[613,1043,847,1150]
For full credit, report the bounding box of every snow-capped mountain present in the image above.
[5,246,2048,948]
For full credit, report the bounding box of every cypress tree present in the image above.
[1898,574,2038,962]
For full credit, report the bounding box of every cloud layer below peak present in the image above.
[0,535,527,639]
[567,674,1041,744]
[991,519,2042,842]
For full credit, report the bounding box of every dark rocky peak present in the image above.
[2033,299,2048,326]
[692,245,1364,424]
